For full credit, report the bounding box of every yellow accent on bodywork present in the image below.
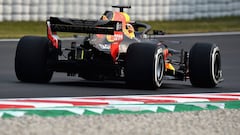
[165,63,175,74]
[81,50,84,59]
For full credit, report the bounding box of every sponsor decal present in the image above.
[107,31,123,42]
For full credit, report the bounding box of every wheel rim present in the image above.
[213,52,220,79]
[155,49,164,87]
[157,55,164,80]
[211,47,221,84]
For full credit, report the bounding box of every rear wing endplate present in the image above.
[48,17,122,35]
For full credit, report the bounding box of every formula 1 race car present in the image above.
[15,6,223,89]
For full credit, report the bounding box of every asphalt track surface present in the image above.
[0,34,239,98]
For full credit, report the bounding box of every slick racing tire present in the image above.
[15,36,53,83]
[189,42,222,88]
[125,43,165,89]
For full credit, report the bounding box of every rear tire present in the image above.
[15,36,53,83]
[125,43,164,89]
[189,42,223,87]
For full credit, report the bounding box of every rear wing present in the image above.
[48,17,122,35]
[47,17,123,49]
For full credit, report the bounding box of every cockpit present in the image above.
[101,10,135,39]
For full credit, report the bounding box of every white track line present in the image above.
[151,32,240,38]
[0,32,239,42]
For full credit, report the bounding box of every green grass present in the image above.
[0,21,46,38]
[145,16,240,34]
[0,16,239,38]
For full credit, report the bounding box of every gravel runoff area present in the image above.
[0,109,239,135]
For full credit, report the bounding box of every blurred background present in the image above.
[0,0,240,21]
[0,0,239,38]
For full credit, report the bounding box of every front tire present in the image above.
[15,36,53,83]
[125,43,165,89]
[189,42,223,87]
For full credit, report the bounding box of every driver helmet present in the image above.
[121,12,135,39]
